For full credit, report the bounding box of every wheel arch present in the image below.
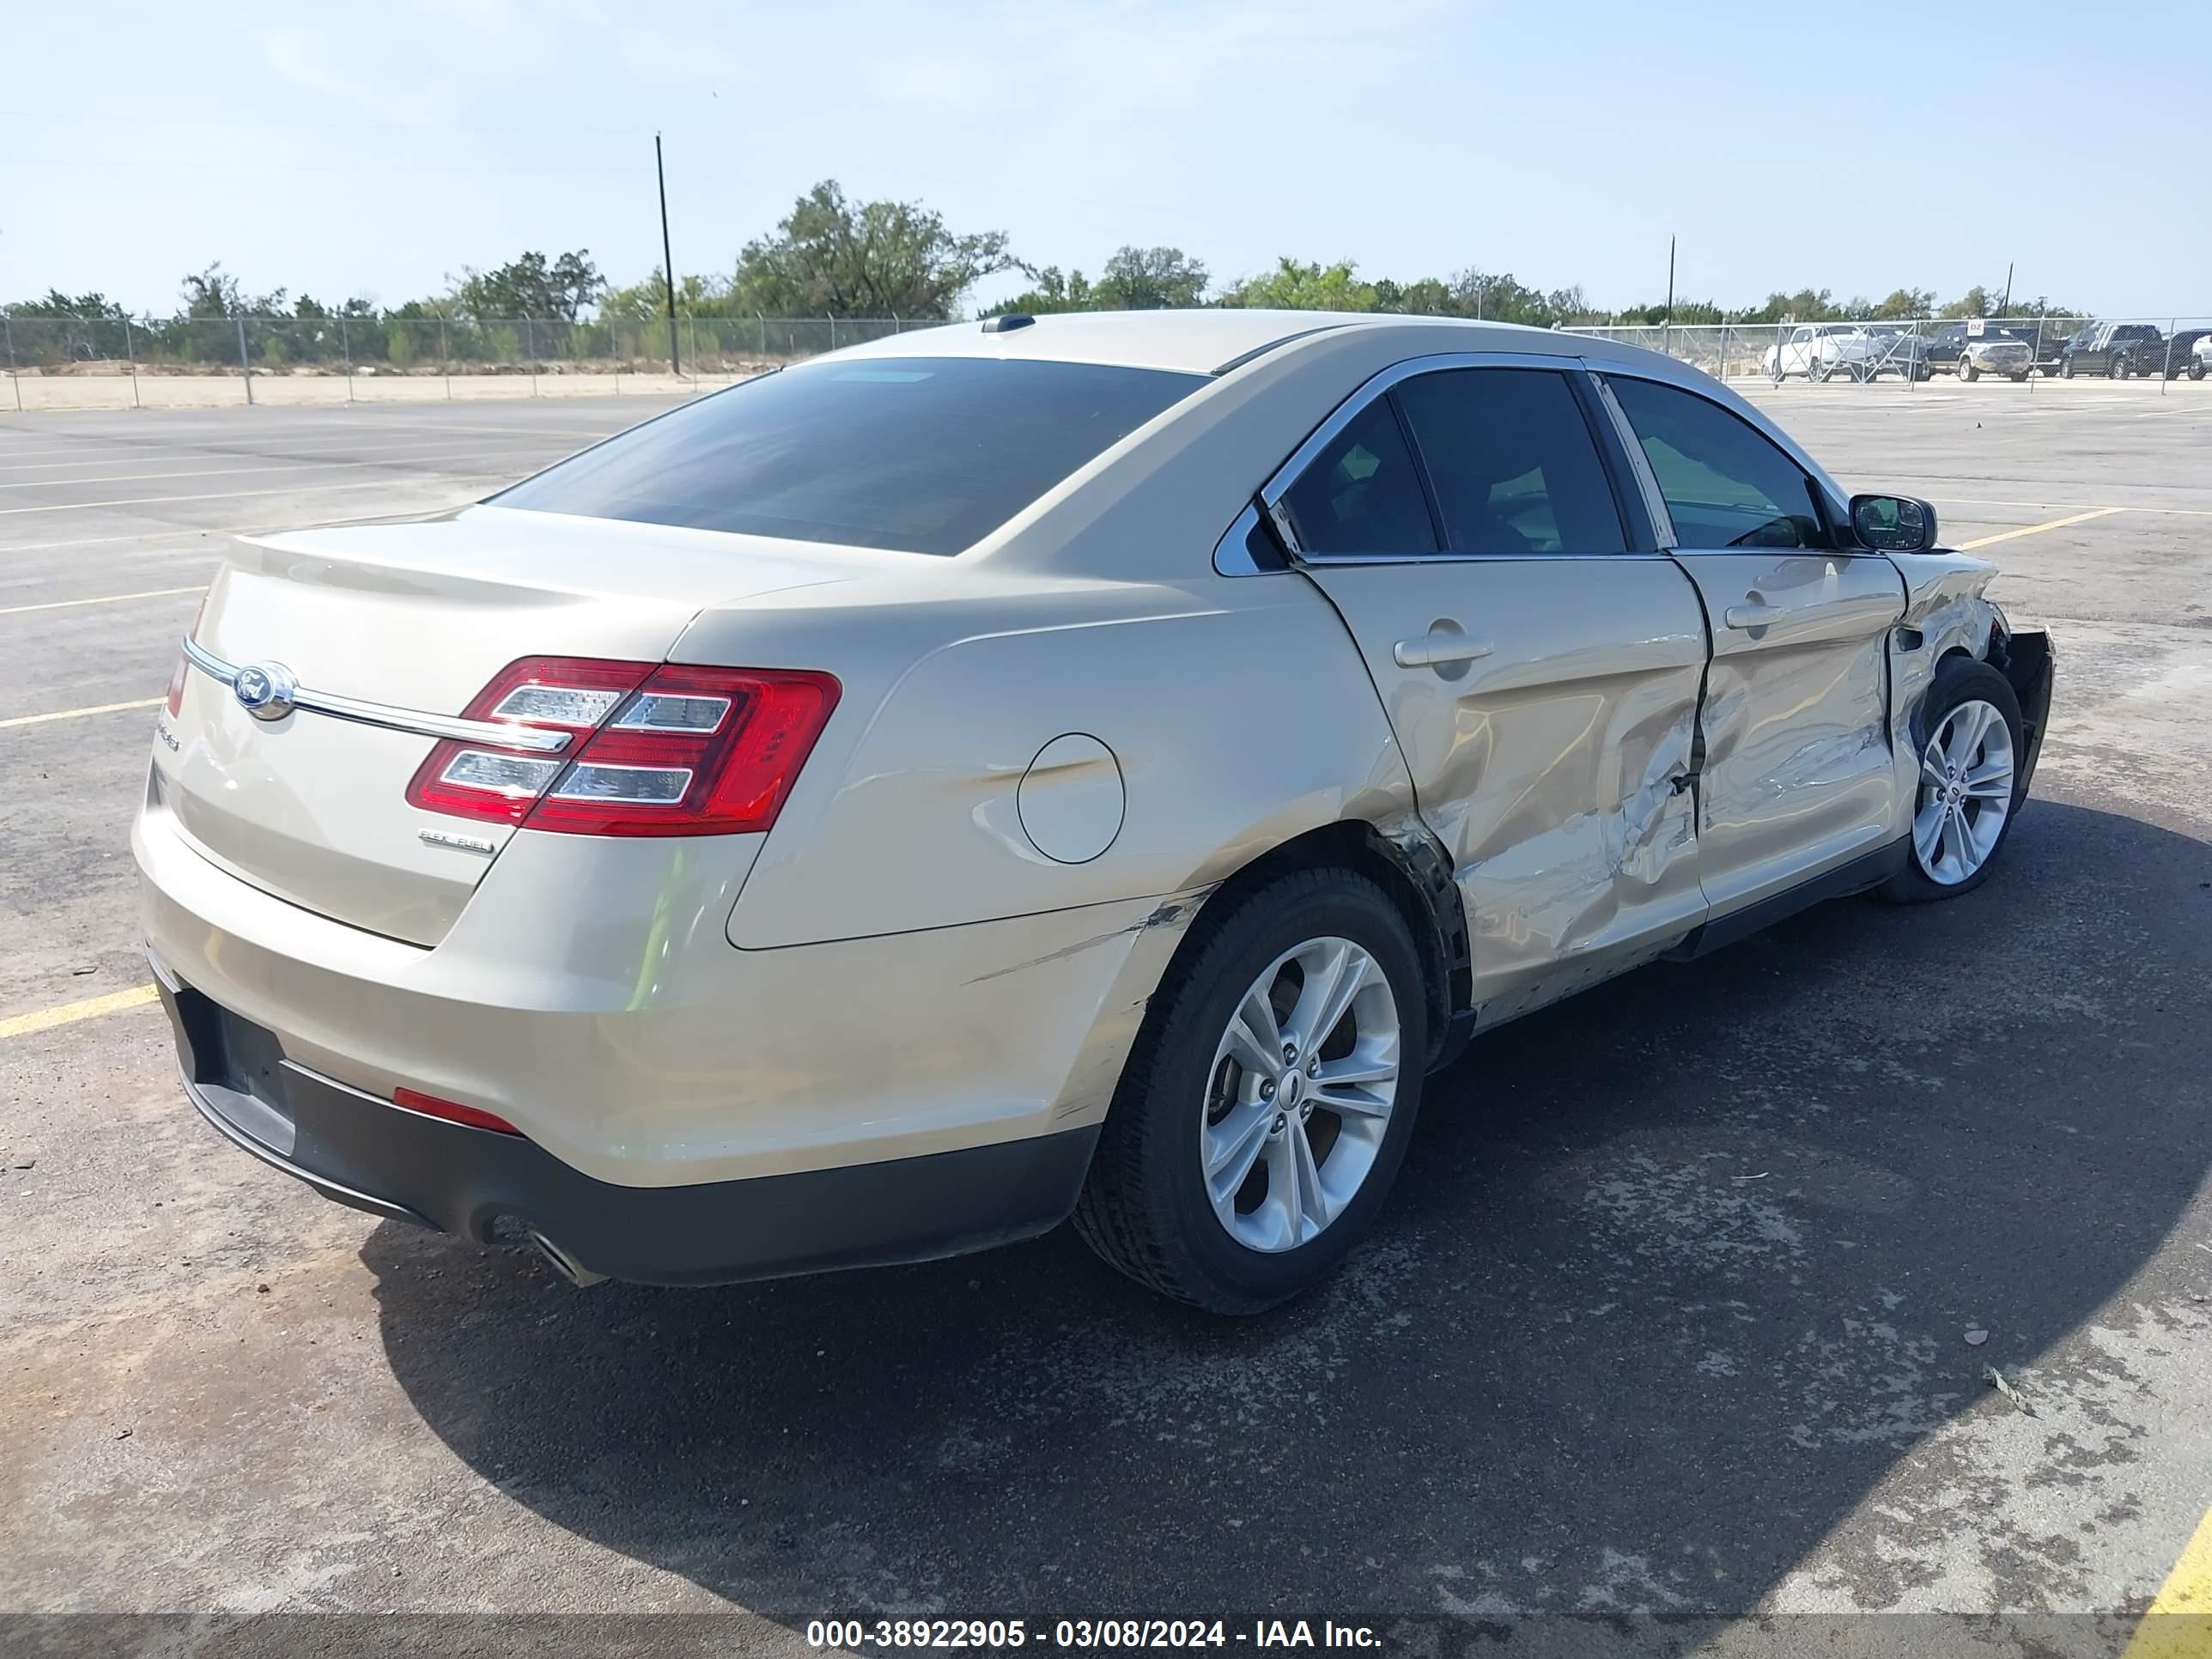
[1170,817,1472,1075]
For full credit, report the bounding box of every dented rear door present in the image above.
[1271,360,1711,1024]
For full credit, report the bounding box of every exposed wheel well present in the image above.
[1188,821,1470,1072]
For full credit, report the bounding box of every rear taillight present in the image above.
[404,655,841,838]
[166,592,211,717]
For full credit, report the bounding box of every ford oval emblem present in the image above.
[233,662,297,721]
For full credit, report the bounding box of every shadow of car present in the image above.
[359,796,2212,1628]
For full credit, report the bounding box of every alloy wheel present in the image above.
[1911,700,2016,885]
[1200,937,1401,1254]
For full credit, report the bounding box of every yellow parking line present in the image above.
[0,585,203,617]
[0,984,159,1042]
[1957,507,2127,550]
[2123,1505,2212,1657]
[0,696,161,730]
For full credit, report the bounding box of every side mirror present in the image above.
[1850,493,1938,553]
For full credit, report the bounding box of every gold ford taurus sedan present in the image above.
[137,310,2055,1312]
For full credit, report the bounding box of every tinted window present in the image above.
[1393,369,1626,555]
[1606,376,1830,550]
[494,357,1206,556]
[1278,397,1437,556]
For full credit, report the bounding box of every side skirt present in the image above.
[1662,835,1911,962]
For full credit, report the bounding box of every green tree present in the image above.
[454,250,602,320]
[599,269,732,321]
[1863,288,1935,320]
[1092,246,1208,309]
[729,180,1014,319]
[179,263,281,318]
[988,246,1208,315]
[2,289,130,320]
[989,265,1097,315]
[1216,258,1379,311]
[1938,285,1994,319]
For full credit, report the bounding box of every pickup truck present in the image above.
[2057,322,2170,379]
[1929,323,2035,381]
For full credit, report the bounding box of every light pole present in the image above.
[656,133,680,379]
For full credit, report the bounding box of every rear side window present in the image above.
[1605,376,1831,550]
[494,357,1206,556]
[1393,368,1626,555]
[1278,397,1438,556]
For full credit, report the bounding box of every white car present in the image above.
[1763,323,1927,383]
[139,310,2054,1312]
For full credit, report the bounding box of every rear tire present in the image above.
[1073,866,1429,1314]
[1881,657,2027,904]
[2008,372,2028,382]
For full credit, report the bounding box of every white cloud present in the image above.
[872,0,1446,114]
[255,26,446,127]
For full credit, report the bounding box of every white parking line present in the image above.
[0,447,561,491]
[0,696,161,730]
[0,477,478,518]
[0,434,586,475]
[0,529,234,556]
[0,585,204,618]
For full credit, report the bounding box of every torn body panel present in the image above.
[1297,556,1711,1031]
[1882,550,2008,832]
[1668,550,1907,915]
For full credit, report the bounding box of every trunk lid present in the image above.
[155,505,852,945]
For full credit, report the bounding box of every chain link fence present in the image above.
[1561,316,2212,394]
[0,312,939,410]
[7,308,2210,411]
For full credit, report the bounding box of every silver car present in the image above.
[137,311,2056,1312]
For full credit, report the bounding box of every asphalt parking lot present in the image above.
[3,381,2209,1655]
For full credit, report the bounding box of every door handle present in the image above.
[1394,632,1496,669]
[1723,603,1790,630]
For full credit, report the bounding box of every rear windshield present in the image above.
[493,356,1207,556]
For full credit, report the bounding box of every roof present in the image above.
[824,308,1583,377]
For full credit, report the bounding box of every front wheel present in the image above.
[2191,362,2206,381]
[2062,358,2076,379]
[1961,362,1980,382]
[1881,657,2027,904]
[1073,867,1428,1313]
[2008,372,2028,382]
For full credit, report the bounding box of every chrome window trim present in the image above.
[179,635,574,754]
[1212,501,1273,576]
[1586,372,1679,549]
[1257,349,1593,526]
[1244,350,1660,570]
[1579,360,1859,542]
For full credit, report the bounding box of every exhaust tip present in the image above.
[528,1231,608,1288]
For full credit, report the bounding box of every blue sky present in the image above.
[4,0,2207,319]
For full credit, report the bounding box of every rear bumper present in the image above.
[136,794,1192,1189]
[159,970,1098,1286]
